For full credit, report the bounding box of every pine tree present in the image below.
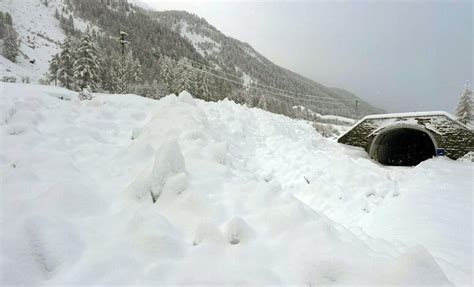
[5,12,12,25]
[455,83,473,124]
[129,56,142,84]
[48,53,60,85]
[172,58,193,95]
[73,33,101,91]
[68,15,74,33]
[110,57,121,93]
[59,14,75,35]
[100,52,119,93]
[159,56,174,94]
[196,70,212,101]
[57,35,76,90]
[3,27,19,62]
[257,94,268,110]
[113,51,143,94]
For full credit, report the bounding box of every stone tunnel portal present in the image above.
[370,127,437,166]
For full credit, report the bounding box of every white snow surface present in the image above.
[1,83,472,286]
[363,110,459,121]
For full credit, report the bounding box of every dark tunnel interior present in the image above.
[373,128,436,166]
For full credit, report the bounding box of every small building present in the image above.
[337,111,474,166]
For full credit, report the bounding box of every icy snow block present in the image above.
[162,172,188,195]
[223,216,255,245]
[150,139,188,201]
[178,91,196,106]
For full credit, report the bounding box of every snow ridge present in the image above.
[1,83,471,285]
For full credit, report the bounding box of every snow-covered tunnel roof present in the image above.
[339,111,471,141]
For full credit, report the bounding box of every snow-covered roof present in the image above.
[338,111,472,141]
[362,111,456,121]
[362,111,472,130]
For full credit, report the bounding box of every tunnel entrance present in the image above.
[371,128,436,166]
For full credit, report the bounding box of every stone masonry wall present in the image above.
[338,115,474,160]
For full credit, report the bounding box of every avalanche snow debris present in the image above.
[149,139,188,202]
[0,83,471,285]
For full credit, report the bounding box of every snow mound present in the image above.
[223,216,255,245]
[150,139,188,201]
[1,83,470,285]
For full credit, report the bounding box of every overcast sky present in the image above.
[139,0,472,113]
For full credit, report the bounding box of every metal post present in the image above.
[120,31,128,56]
[355,99,359,119]
[119,31,129,93]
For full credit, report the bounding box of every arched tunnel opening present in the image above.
[371,128,436,166]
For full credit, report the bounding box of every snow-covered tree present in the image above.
[73,32,101,91]
[159,56,174,94]
[78,87,93,101]
[100,52,120,93]
[116,51,143,94]
[455,83,473,124]
[5,12,12,26]
[60,14,75,35]
[48,53,60,85]
[172,58,194,95]
[196,70,212,101]
[57,35,76,90]
[3,26,19,62]
[129,55,143,84]
[257,94,268,110]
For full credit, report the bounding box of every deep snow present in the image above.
[0,83,472,286]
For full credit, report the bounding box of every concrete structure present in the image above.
[337,111,474,166]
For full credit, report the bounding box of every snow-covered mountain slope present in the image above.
[1,82,471,285]
[153,10,384,117]
[2,0,383,117]
[0,0,99,82]
[0,0,65,82]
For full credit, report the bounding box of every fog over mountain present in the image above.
[142,0,473,113]
[1,0,384,119]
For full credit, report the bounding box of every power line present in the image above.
[168,57,346,107]
[185,57,350,104]
[63,13,351,107]
[59,17,353,109]
[181,60,346,106]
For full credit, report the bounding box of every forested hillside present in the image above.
[152,10,383,117]
[1,0,384,119]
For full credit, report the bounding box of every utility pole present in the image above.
[120,31,128,56]
[355,99,359,120]
[119,31,129,93]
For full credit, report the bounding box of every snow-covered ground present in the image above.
[1,83,472,286]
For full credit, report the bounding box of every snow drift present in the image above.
[0,83,471,285]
